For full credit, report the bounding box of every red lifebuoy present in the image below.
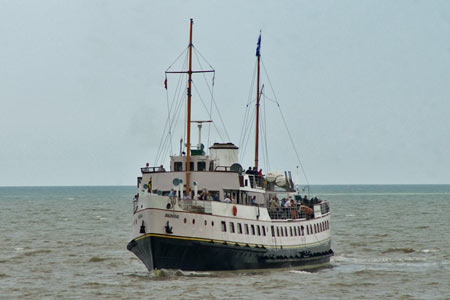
[293,209,297,219]
[232,205,237,216]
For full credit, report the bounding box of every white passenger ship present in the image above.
[127,19,333,271]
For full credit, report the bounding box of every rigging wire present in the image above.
[238,60,257,149]
[155,51,190,165]
[260,58,311,188]
[193,48,230,141]
[191,81,226,141]
[261,88,271,172]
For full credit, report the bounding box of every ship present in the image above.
[127,19,333,271]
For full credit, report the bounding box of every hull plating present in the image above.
[128,234,333,271]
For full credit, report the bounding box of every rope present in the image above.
[261,58,311,188]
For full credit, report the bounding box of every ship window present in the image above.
[221,221,226,232]
[257,225,261,236]
[186,162,194,171]
[306,226,309,235]
[204,220,207,226]
[271,226,275,237]
[238,223,242,234]
[245,224,249,234]
[174,162,183,171]
[192,219,195,224]
[230,222,235,233]
[284,227,288,236]
[251,225,255,235]
[212,221,214,226]
[290,227,293,236]
[300,226,304,236]
[276,227,280,237]
[184,218,187,224]
[262,226,266,236]
[280,227,284,237]
[197,161,206,171]
[314,224,317,233]
[297,226,301,236]
[294,226,297,236]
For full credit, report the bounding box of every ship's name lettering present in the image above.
[165,213,179,219]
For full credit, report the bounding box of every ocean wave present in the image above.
[382,247,415,254]
[88,256,109,262]
[289,270,313,275]
[23,249,52,257]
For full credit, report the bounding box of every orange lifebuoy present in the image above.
[293,209,297,219]
[232,205,237,216]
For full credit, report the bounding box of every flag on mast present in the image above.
[256,33,261,57]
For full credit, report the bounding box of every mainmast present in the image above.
[186,19,193,196]
[255,33,261,171]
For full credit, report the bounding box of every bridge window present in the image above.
[285,227,288,236]
[276,227,280,237]
[251,225,255,235]
[271,226,275,237]
[198,161,206,171]
[174,162,183,171]
[257,225,261,236]
[245,224,249,234]
[262,226,266,236]
[290,227,293,236]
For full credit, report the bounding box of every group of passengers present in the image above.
[245,167,263,176]
[269,195,320,209]
[199,190,220,202]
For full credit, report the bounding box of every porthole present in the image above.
[192,219,195,224]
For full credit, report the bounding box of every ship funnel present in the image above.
[209,143,239,169]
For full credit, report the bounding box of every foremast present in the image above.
[165,19,214,196]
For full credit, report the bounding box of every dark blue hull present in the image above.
[127,234,333,271]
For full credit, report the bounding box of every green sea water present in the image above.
[0,185,449,299]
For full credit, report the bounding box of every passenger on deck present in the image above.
[224,194,232,203]
[199,190,208,200]
[212,193,219,201]
[168,189,176,197]
[270,196,281,208]
[246,167,252,174]
[251,195,257,206]
[159,165,165,171]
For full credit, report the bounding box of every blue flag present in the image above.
[256,34,261,57]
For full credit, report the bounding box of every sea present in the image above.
[0,185,449,300]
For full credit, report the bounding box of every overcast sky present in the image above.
[1,0,449,186]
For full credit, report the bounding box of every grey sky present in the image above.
[1,0,449,186]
